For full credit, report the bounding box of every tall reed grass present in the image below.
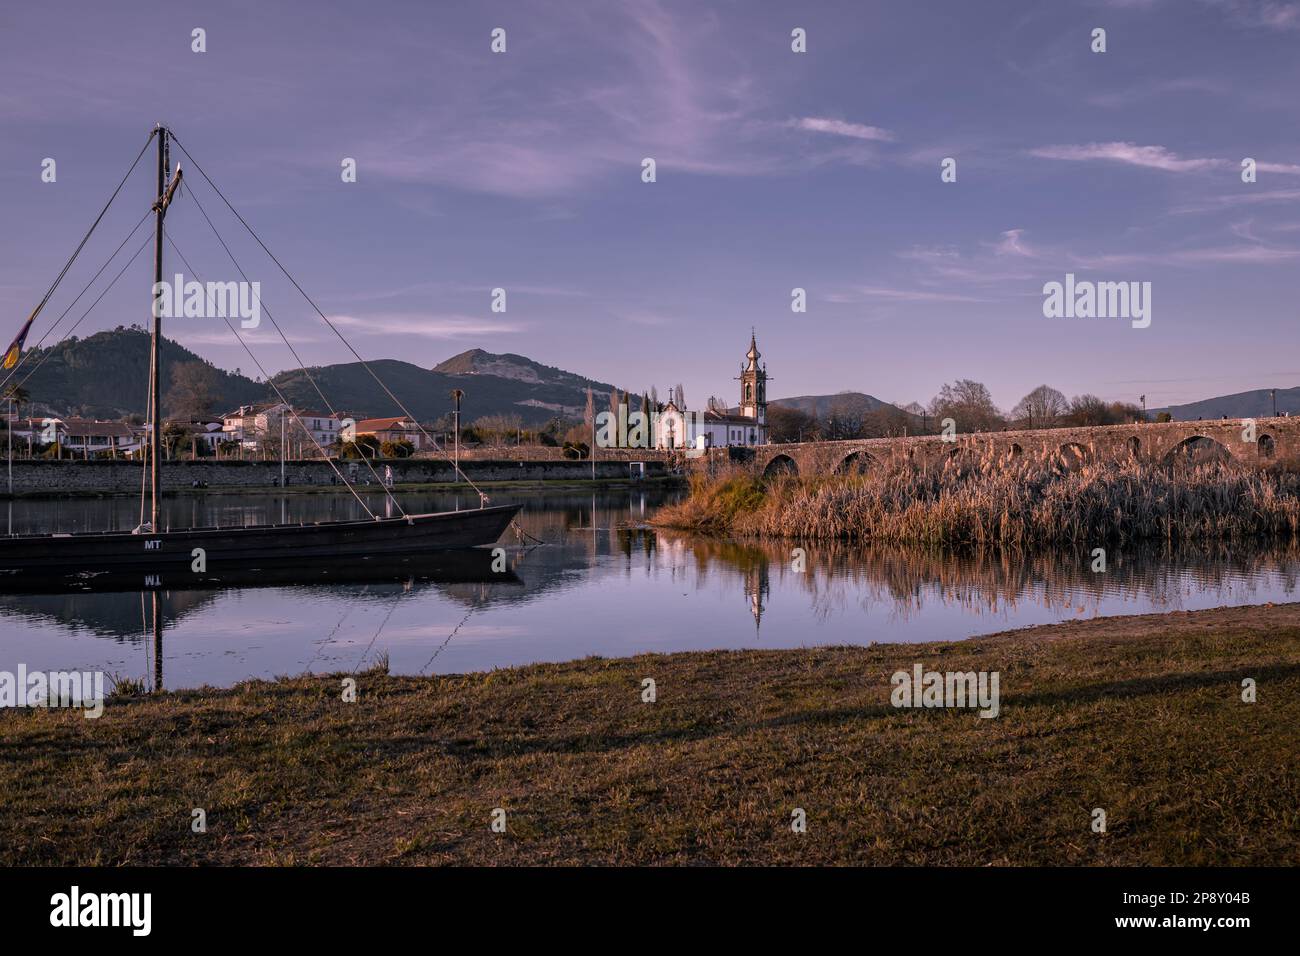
[652,449,1300,547]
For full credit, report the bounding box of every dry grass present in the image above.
[1,604,1297,866]
[654,454,1300,546]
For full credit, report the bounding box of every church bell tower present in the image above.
[739,330,767,424]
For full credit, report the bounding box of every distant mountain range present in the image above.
[774,388,1300,424]
[7,327,1291,427]
[8,329,622,425]
[1148,387,1300,421]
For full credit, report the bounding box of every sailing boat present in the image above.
[0,125,520,580]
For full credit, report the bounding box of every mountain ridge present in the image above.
[7,330,624,426]
[7,328,1292,428]
[1148,387,1300,421]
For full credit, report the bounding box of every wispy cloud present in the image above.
[1085,77,1228,109]
[825,285,987,304]
[899,226,1300,282]
[1258,161,1300,174]
[789,117,895,143]
[896,243,1040,284]
[170,328,329,348]
[329,313,522,339]
[346,2,791,197]
[1030,142,1223,172]
[1202,0,1300,30]
[994,228,1037,258]
[1173,187,1300,212]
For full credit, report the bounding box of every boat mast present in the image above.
[150,125,168,532]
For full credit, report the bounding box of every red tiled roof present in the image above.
[356,417,415,431]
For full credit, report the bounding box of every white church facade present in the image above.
[653,333,769,451]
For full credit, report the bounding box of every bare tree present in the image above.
[928,379,1004,433]
[767,405,817,443]
[823,399,865,439]
[1065,394,1110,426]
[472,413,524,444]
[1011,385,1068,429]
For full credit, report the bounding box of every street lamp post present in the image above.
[280,407,286,488]
[450,389,463,475]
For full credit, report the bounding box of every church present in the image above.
[653,332,769,450]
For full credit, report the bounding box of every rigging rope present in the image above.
[179,183,406,515]
[164,231,380,519]
[169,134,493,507]
[11,226,155,395]
[1,208,152,395]
[0,131,155,393]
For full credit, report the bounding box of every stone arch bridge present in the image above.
[722,418,1300,477]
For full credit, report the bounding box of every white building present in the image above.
[221,403,289,449]
[654,333,769,450]
[5,417,143,457]
[295,410,344,451]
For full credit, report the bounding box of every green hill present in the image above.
[6,331,624,427]
[272,350,623,425]
[771,391,904,419]
[10,327,267,419]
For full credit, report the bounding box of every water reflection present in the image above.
[659,534,1300,626]
[0,487,1296,688]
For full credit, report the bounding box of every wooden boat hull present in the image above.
[0,505,522,579]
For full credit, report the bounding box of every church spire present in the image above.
[745,327,760,370]
[738,329,767,426]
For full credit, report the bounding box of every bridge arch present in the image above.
[763,454,799,478]
[1259,433,1275,459]
[1162,435,1232,467]
[835,450,876,475]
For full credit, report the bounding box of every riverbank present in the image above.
[2,603,1295,866]
[653,458,1300,546]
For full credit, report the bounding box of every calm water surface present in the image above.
[1,488,1296,689]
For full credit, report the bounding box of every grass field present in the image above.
[1,603,1296,866]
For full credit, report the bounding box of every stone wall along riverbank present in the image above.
[1,457,670,496]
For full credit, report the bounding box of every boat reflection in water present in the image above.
[0,546,520,595]
[0,547,521,691]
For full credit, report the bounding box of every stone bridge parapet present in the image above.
[721,417,1299,477]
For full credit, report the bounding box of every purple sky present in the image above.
[2,0,1300,411]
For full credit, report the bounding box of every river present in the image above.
[1,486,1297,689]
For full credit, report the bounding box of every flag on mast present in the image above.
[2,309,38,370]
